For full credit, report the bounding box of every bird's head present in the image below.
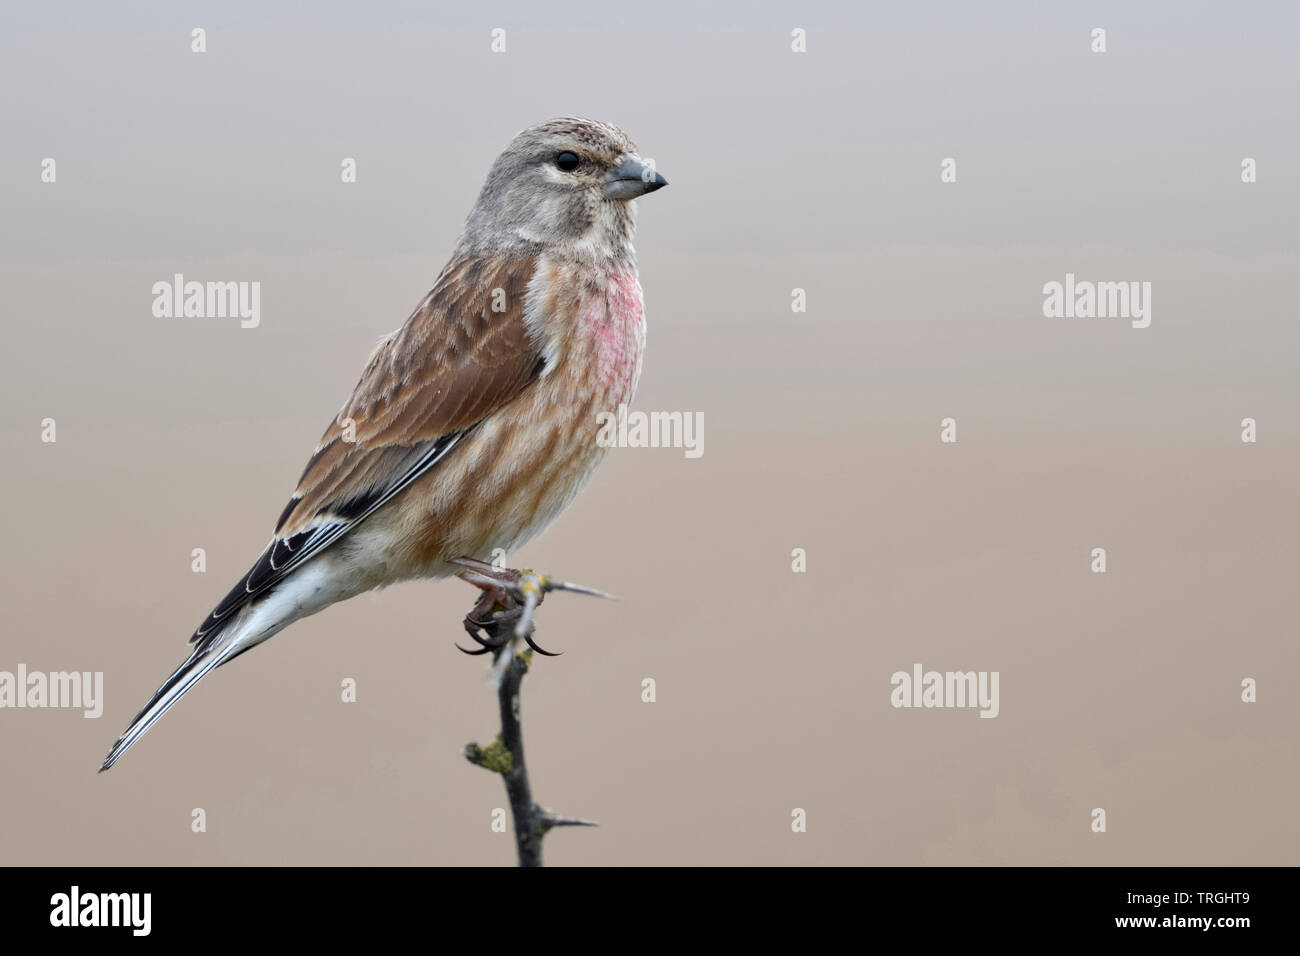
[461,117,667,262]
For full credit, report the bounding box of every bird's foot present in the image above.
[451,556,615,667]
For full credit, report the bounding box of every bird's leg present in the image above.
[453,561,559,661]
[451,556,616,662]
[456,587,514,656]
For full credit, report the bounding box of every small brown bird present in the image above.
[101,117,667,770]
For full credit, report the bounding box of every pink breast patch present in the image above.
[582,272,644,393]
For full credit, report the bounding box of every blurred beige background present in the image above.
[1,1,1297,865]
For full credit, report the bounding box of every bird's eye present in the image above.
[555,151,580,172]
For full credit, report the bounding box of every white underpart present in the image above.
[522,266,562,378]
[569,199,636,261]
[220,555,356,658]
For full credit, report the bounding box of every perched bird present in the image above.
[100,117,667,771]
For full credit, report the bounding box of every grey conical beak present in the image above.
[605,154,668,200]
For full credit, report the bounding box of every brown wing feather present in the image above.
[191,252,542,645]
[278,252,540,536]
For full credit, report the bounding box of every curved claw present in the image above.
[455,642,493,656]
[524,633,562,657]
[463,626,498,647]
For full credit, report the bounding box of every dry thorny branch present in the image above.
[453,556,610,867]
